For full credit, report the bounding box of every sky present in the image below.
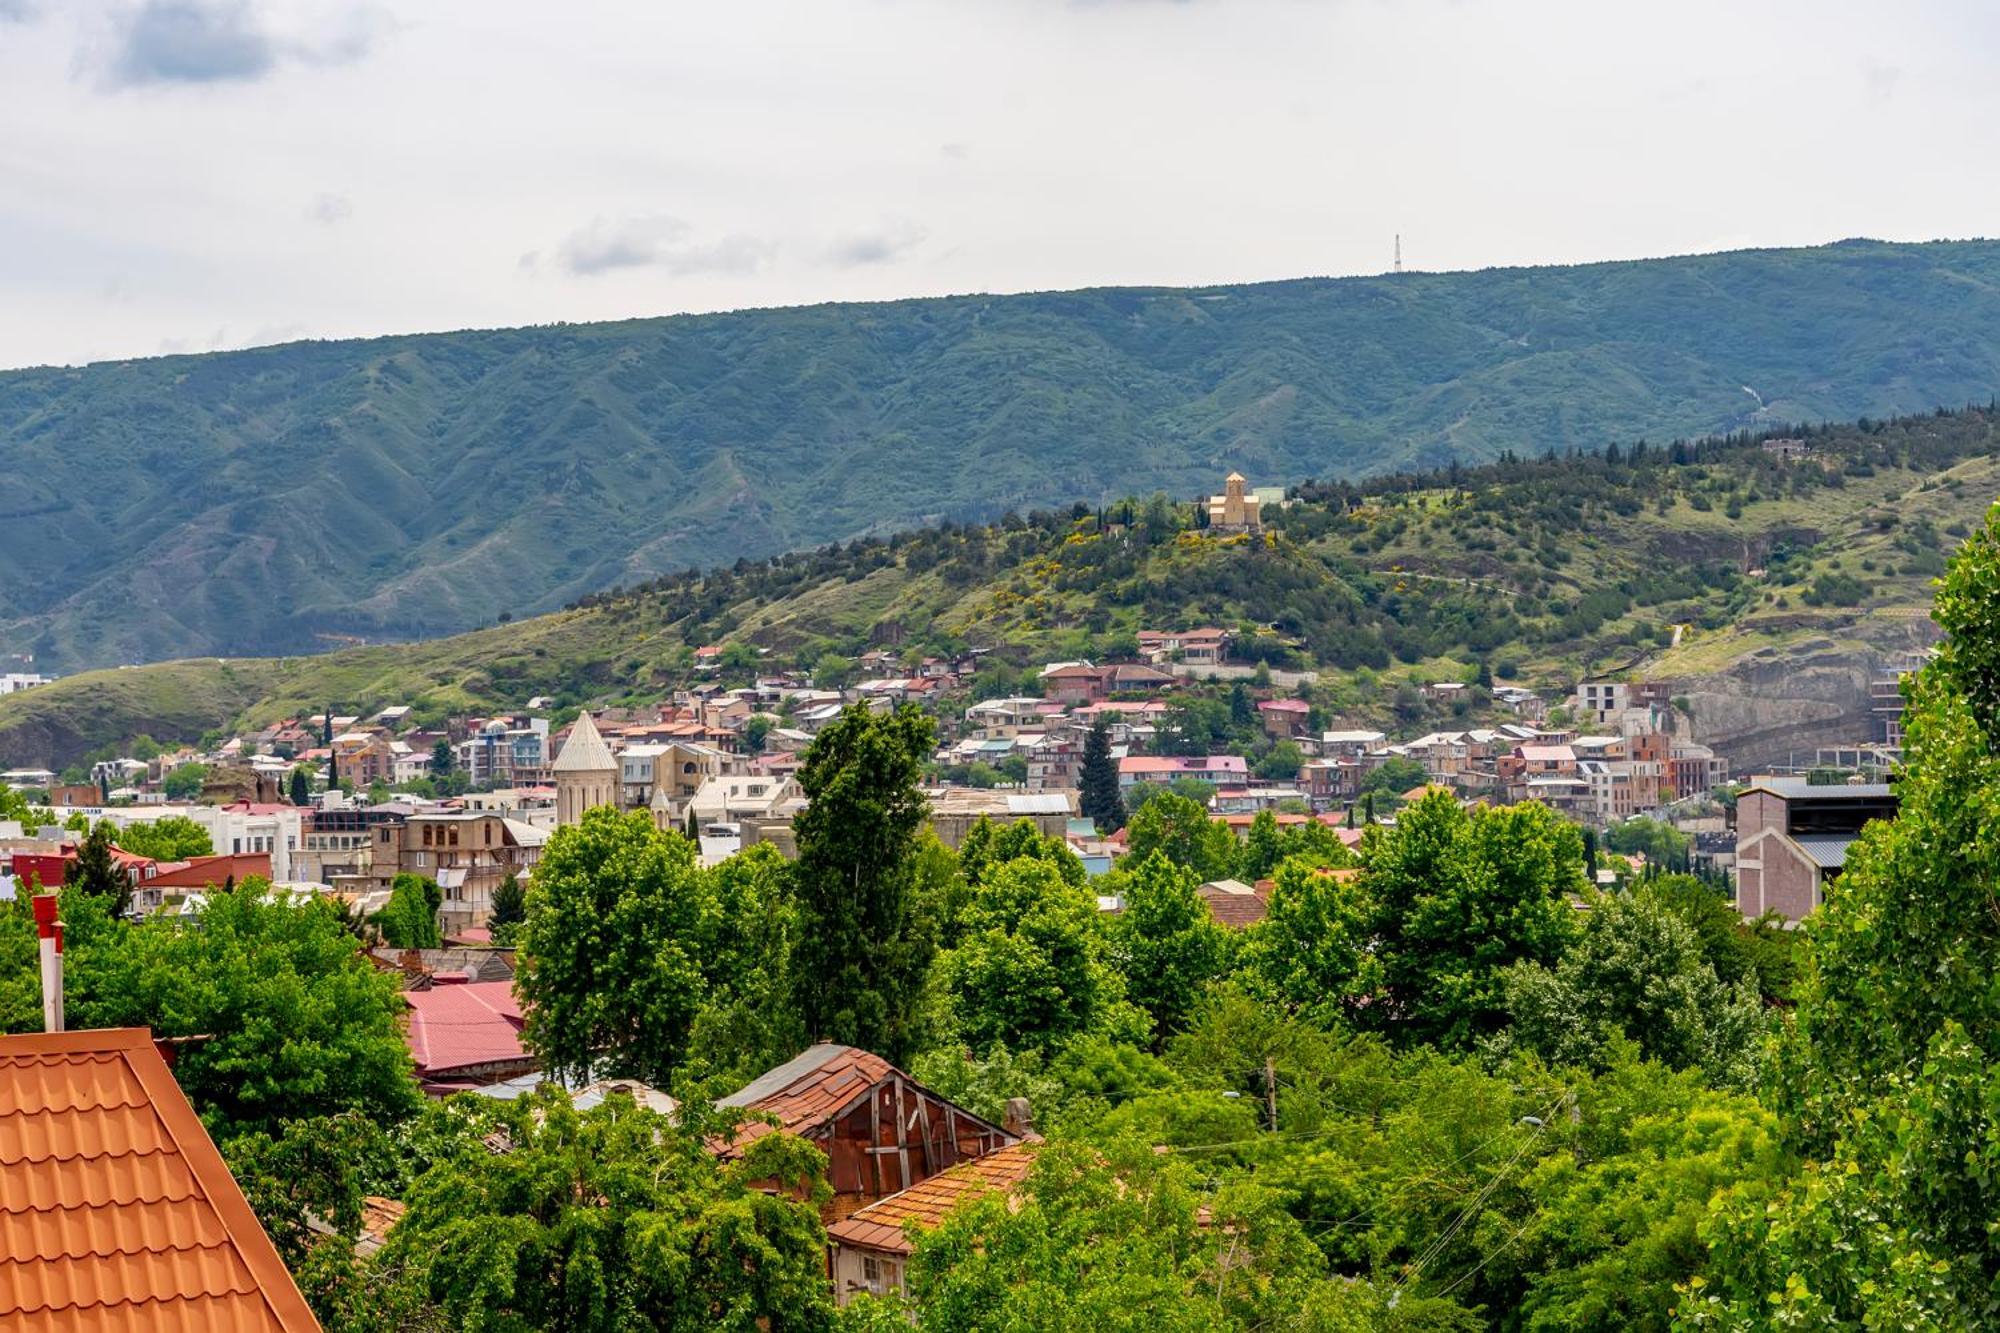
[3,0,2000,369]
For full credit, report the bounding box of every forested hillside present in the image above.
[7,237,2000,670]
[0,407,1990,768]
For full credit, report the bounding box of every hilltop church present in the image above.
[1206,472,1263,534]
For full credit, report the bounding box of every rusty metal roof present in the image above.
[0,1027,320,1330]
[826,1141,1039,1255]
[716,1044,893,1147]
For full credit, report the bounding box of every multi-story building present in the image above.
[297,798,408,885]
[381,810,548,932]
[1577,680,1629,726]
[459,718,552,789]
[1734,777,1898,923]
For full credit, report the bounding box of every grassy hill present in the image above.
[1,408,1992,769]
[8,238,2000,671]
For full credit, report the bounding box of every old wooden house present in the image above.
[716,1043,1016,1218]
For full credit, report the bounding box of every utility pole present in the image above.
[1264,1056,1279,1132]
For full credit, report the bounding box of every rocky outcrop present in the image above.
[1660,620,1939,771]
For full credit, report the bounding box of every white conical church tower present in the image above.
[552,711,618,826]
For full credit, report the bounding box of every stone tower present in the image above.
[552,711,618,826]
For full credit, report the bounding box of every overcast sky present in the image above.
[3,0,1998,369]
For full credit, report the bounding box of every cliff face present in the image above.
[1663,622,1940,771]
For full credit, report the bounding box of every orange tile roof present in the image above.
[0,1027,320,1331]
[826,1141,1039,1255]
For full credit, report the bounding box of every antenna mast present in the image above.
[1394,234,1403,274]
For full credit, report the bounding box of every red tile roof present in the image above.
[401,981,526,1079]
[0,1027,320,1330]
[1197,881,1271,929]
[826,1141,1039,1254]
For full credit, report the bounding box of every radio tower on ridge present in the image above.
[1394,233,1403,274]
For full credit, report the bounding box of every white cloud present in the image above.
[306,190,350,223]
[2,0,1998,367]
[553,216,774,278]
[90,0,390,89]
[823,222,927,268]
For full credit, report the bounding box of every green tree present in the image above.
[289,766,312,807]
[70,821,129,916]
[1360,755,1429,801]
[1239,809,1286,880]
[1121,792,1238,882]
[743,714,773,755]
[1078,719,1126,832]
[790,704,937,1062]
[687,843,810,1082]
[868,1137,1410,1330]
[1500,890,1769,1087]
[55,881,419,1136]
[486,871,525,946]
[1362,792,1582,1050]
[374,873,443,949]
[372,1087,835,1332]
[936,857,1137,1054]
[1692,506,2000,1326]
[957,817,1083,894]
[516,808,717,1086]
[1109,852,1227,1047]
[111,815,214,862]
[161,762,209,801]
[430,738,454,778]
[1254,739,1304,782]
[1603,816,1691,871]
[1242,857,1378,1026]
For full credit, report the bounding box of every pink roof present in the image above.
[223,802,295,815]
[1518,745,1576,762]
[1119,755,1250,776]
[1257,699,1312,713]
[403,981,526,1077]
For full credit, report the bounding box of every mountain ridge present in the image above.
[1,405,1990,771]
[8,237,2000,671]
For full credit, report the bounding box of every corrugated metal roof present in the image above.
[402,981,526,1077]
[0,1028,320,1330]
[1793,833,1859,869]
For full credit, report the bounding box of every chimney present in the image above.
[32,893,62,1032]
[1002,1096,1033,1139]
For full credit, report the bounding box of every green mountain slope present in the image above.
[1,408,1991,770]
[7,239,2000,672]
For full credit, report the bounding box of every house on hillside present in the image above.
[715,1044,1018,1219]
[1117,754,1249,791]
[927,789,1077,848]
[1257,697,1312,739]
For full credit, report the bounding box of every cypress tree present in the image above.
[1079,720,1125,833]
[790,703,935,1062]
[71,822,130,917]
